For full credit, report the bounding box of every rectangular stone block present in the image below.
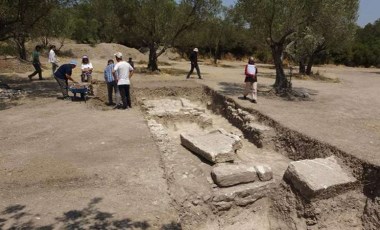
[211,164,258,187]
[284,156,357,200]
[180,129,242,163]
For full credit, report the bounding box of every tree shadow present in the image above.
[0,198,181,230]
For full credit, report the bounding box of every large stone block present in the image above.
[284,156,357,200]
[180,129,242,163]
[211,164,258,187]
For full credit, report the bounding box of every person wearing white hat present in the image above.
[112,52,134,110]
[186,48,202,79]
[80,55,93,83]
[53,60,78,100]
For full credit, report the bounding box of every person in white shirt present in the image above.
[48,45,59,74]
[243,57,258,103]
[80,55,93,82]
[112,52,134,110]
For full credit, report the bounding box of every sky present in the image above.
[222,0,380,27]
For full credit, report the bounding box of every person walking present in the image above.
[28,45,43,80]
[54,60,78,100]
[104,59,120,106]
[243,57,258,103]
[186,48,202,79]
[48,45,59,74]
[112,52,134,110]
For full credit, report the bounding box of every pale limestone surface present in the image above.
[284,156,357,199]
[254,165,273,181]
[211,164,258,187]
[180,129,242,163]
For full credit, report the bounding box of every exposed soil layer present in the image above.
[99,81,379,229]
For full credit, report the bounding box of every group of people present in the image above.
[28,45,258,105]
[103,52,134,110]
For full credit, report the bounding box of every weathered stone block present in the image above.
[211,164,258,187]
[212,180,275,207]
[180,129,242,163]
[284,156,357,200]
[255,165,273,181]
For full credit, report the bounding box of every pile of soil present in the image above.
[60,43,147,61]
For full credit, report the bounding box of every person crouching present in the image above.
[54,60,78,100]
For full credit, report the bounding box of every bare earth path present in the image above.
[0,97,178,229]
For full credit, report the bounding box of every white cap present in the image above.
[114,52,123,58]
[193,48,199,52]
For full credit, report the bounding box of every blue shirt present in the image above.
[104,63,115,83]
[54,64,73,79]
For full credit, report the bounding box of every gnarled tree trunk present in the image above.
[271,43,288,91]
[147,44,158,71]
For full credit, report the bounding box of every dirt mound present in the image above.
[60,43,148,62]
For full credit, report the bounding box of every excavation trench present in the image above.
[95,83,380,229]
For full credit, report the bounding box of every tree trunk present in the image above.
[13,34,27,60]
[299,59,306,74]
[147,44,158,71]
[306,54,315,75]
[271,43,288,90]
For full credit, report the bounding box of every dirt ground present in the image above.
[0,44,379,229]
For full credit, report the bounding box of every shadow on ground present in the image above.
[0,198,181,230]
[218,82,318,101]
[0,74,89,110]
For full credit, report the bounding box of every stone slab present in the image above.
[180,129,242,163]
[284,156,357,200]
[212,180,275,210]
[211,164,258,187]
[255,165,273,181]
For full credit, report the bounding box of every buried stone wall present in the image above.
[205,87,380,230]
[130,85,380,229]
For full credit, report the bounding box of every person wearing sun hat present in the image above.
[112,52,134,110]
[80,55,93,82]
[54,60,78,100]
[186,47,202,79]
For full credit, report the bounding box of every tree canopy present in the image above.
[0,0,378,74]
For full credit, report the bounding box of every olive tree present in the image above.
[130,0,221,71]
[286,0,358,75]
[237,0,306,90]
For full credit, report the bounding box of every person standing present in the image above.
[112,52,134,110]
[186,48,202,79]
[48,45,59,74]
[104,59,120,106]
[243,57,258,103]
[128,57,135,68]
[54,60,78,100]
[28,45,43,80]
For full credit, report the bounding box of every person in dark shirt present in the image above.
[54,60,78,100]
[28,45,43,80]
[128,57,134,68]
[186,48,202,79]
